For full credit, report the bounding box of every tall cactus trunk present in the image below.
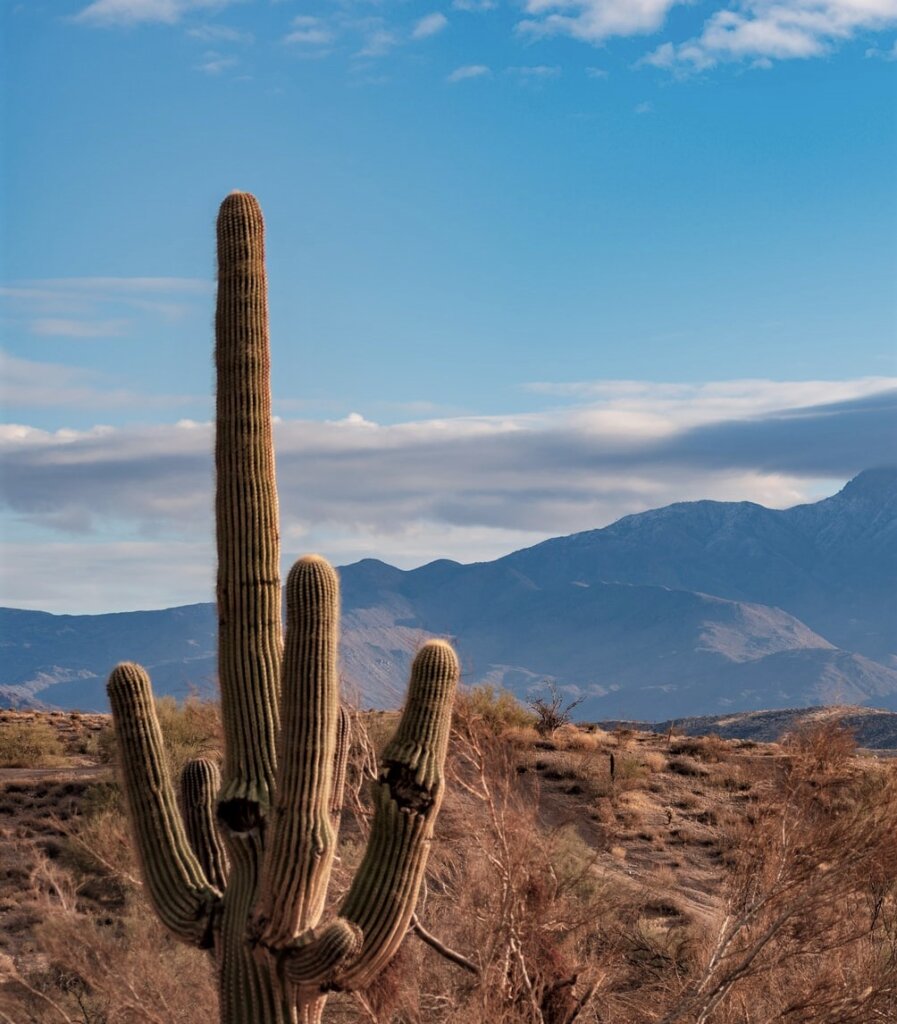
[106,192,460,1024]
[214,191,291,1024]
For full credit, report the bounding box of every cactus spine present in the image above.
[107,193,459,1024]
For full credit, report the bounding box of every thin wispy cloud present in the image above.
[412,12,449,39]
[29,318,130,338]
[1,277,211,335]
[452,0,496,9]
[507,64,562,79]
[866,39,897,60]
[356,27,400,58]
[195,52,239,75]
[0,352,203,411]
[447,63,490,82]
[284,16,335,47]
[187,24,252,44]
[75,0,234,27]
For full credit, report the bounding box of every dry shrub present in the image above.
[553,725,601,753]
[660,761,897,1024]
[2,893,218,1023]
[782,716,856,772]
[0,719,67,768]
[457,684,536,735]
[400,704,616,1023]
[528,683,584,737]
[669,735,728,764]
[502,725,542,748]
[153,695,223,775]
[641,751,667,773]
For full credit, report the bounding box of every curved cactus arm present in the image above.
[180,757,229,892]
[107,663,222,948]
[252,556,341,950]
[285,640,458,994]
[331,703,351,829]
[215,191,282,825]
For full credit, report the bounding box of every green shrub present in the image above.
[0,718,67,767]
[456,684,536,734]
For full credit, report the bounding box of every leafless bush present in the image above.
[782,717,856,773]
[528,684,584,737]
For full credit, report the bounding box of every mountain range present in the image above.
[2,467,895,719]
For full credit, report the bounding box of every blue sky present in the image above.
[2,0,896,612]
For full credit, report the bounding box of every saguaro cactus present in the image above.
[107,192,459,1024]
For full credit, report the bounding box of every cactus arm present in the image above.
[215,191,282,824]
[331,704,350,828]
[180,757,229,892]
[252,556,341,949]
[284,640,458,993]
[107,663,222,947]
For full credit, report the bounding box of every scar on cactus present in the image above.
[106,192,461,1024]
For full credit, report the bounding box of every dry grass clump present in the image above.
[553,725,602,753]
[0,720,67,768]
[668,735,729,764]
[503,725,543,748]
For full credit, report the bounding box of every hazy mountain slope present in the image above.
[498,467,897,663]
[3,469,895,717]
[337,569,897,719]
[0,605,218,709]
[609,705,897,749]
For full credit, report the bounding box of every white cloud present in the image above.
[507,64,562,77]
[518,0,682,43]
[29,318,131,338]
[3,377,894,611]
[187,24,252,44]
[284,16,335,46]
[195,51,238,74]
[447,63,491,81]
[452,0,496,9]
[357,28,400,57]
[75,0,232,27]
[642,1,897,71]
[413,12,449,38]
[866,37,897,57]
[585,65,609,77]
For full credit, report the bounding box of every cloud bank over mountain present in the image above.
[2,377,894,612]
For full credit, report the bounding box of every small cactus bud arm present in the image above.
[282,919,362,987]
[107,663,222,947]
[215,191,282,819]
[180,758,229,891]
[288,641,458,993]
[253,556,341,949]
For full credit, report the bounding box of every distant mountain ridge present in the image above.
[3,468,896,718]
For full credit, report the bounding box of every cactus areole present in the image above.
[107,192,459,1024]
